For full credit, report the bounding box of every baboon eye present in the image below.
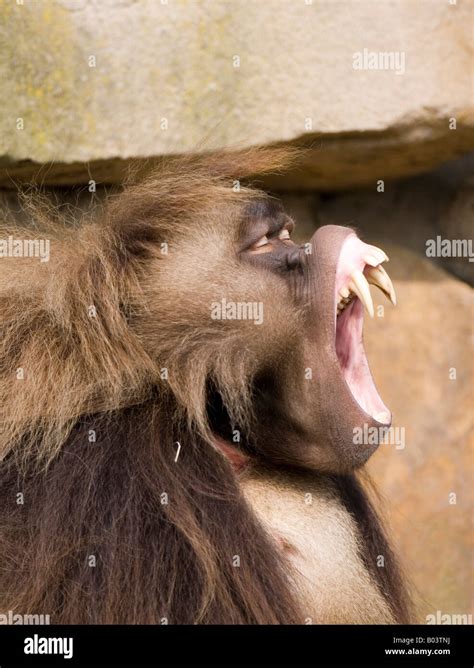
[279,229,291,241]
[250,235,270,250]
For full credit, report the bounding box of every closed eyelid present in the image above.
[267,215,294,237]
[237,202,294,250]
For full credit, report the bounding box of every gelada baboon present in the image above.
[0,149,411,624]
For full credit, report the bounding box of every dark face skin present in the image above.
[236,199,392,474]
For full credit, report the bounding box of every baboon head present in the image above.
[111,150,397,474]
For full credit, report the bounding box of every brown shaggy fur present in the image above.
[0,148,411,623]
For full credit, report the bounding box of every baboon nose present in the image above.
[286,248,304,270]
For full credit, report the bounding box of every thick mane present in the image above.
[0,148,296,466]
[0,214,155,466]
[1,401,301,623]
[0,148,303,623]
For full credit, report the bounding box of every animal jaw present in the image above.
[334,233,395,426]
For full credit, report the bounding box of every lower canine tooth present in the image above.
[364,264,397,306]
[349,270,374,318]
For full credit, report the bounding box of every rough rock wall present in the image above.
[0,0,473,187]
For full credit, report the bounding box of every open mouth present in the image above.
[334,234,396,426]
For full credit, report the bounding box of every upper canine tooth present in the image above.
[349,270,374,318]
[363,254,382,267]
[364,264,397,306]
[368,245,389,264]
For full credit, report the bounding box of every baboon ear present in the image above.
[102,185,166,261]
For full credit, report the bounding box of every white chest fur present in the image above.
[240,470,394,624]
